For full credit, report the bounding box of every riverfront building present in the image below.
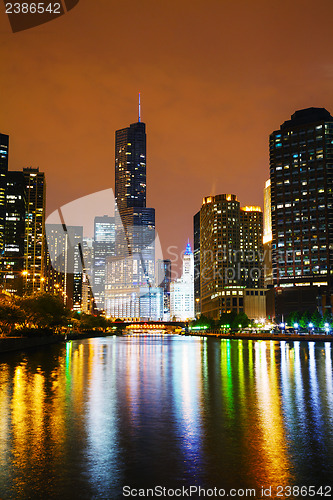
[270,107,333,318]
[195,194,264,320]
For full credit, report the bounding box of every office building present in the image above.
[193,211,201,317]
[263,179,273,286]
[0,133,9,257]
[45,224,83,309]
[157,259,171,320]
[3,171,26,294]
[93,215,115,310]
[240,206,264,288]
[270,107,333,317]
[197,194,264,319]
[105,108,157,319]
[170,242,194,321]
[23,167,46,294]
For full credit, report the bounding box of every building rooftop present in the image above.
[280,107,333,130]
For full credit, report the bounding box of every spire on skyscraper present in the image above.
[138,92,141,122]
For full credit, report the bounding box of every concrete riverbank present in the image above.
[186,330,333,342]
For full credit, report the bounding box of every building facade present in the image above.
[23,167,46,294]
[193,211,201,317]
[170,243,194,321]
[3,171,26,294]
[270,107,333,318]
[197,194,264,319]
[157,258,171,320]
[105,114,158,319]
[93,215,115,310]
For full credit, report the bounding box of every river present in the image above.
[0,334,332,499]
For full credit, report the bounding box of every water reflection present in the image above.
[0,336,332,499]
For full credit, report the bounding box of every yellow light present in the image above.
[241,206,262,212]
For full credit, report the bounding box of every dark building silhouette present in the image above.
[270,107,333,318]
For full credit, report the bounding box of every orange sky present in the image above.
[1,0,333,271]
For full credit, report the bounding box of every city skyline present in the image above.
[1,1,333,262]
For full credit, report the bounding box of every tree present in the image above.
[0,303,25,336]
[299,311,311,329]
[19,293,70,329]
[311,310,323,329]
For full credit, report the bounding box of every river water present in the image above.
[0,334,332,499]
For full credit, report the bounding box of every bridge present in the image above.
[112,321,188,332]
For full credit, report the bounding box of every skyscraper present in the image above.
[3,171,26,294]
[270,107,333,317]
[0,133,9,256]
[157,258,171,320]
[197,194,264,319]
[93,215,115,310]
[45,224,83,309]
[115,121,146,215]
[0,133,9,286]
[193,211,201,317]
[263,179,273,286]
[105,105,157,319]
[23,167,46,294]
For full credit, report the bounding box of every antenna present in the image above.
[138,92,141,122]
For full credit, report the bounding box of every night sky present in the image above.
[1,0,333,270]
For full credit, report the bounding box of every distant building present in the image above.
[263,179,273,286]
[157,259,171,320]
[23,167,46,294]
[270,107,333,318]
[170,242,194,321]
[193,211,201,317]
[45,224,83,309]
[93,215,115,310]
[81,237,94,313]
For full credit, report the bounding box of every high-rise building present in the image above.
[3,171,26,294]
[157,258,171,320]
[240,206,264,288]
[0,133,9,257]
[269,107,333,317]
[45,224,83,309]
[170,242,194,321]
[105,108,157,320]
[115,121,146,215]
[93,215,115,310]
[263,179,273,286]
[23,167,46,294]
[197,194,264,319]
[193,211,201,317]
